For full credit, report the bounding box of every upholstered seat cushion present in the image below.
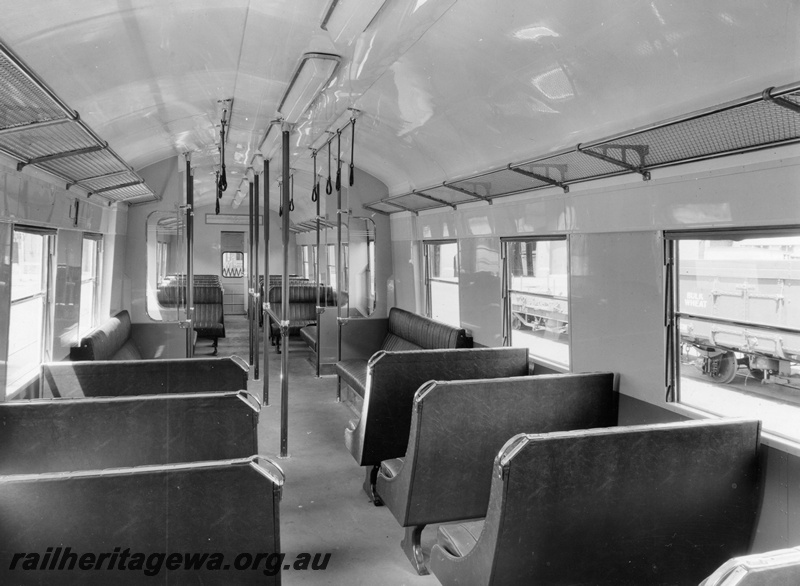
[437,520,485,558]
[300,326,317,351]
[70,310,143,361]
[336,359,369,397]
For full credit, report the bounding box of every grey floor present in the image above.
[196,316,442,585]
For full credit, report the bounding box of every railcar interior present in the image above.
[0,1,799,584]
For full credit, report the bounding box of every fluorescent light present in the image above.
[320,0,389,45]
[278,52,341,124]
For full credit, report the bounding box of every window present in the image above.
[8,228,53,396]
[425,241,460,327]
[666,229,800,443]
[503,237,570,369]
[327,244,337,289]
[301,245,317,281]
[79,235,101,338]
[222,252,244,277]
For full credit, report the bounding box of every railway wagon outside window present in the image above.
[79,234,102,338]
[7,228,54,396]
[503,237,570,370]
[666,229,800,443]
[425,240,460,328]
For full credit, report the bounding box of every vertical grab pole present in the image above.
[248,177,255,367]
[315,153,322,378]
[335,131,343,402]
[262,157,270,406]
[280,124,291,458]
[185,152,195,358]
[254,166,260,380]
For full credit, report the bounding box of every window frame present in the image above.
[664,226,800,445]
[7,226,55,397]
[501,235,571,371]
[78,233,102,338]
[424,239,461,327]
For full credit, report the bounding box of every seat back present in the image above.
[348,347,530,466]
[69,310,142,361]
[379,372,618,526]
[40,356,249,398]
[381,307,467,351]
[0,391,259,474]
[700,547,800,586]
[0,457,283,585]
[431,419,762,586]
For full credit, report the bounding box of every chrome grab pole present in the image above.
[262,157,270,406]
[185,152,194,358]
[248,178,255,366]
[254,169,260,380]
[279,124,291,458]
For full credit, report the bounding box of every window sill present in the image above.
[662,400,800,459]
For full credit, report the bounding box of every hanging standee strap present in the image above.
[311,150,318,202]
[215,171,221,215]
[326,140,333,195]
[278,180,283,217]
[289,173,295,212]
[218,121,228,191]
[335,129,342,191]
[349,118,356,187]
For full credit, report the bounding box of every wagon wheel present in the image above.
[708,351,738,384]
[512,314,523,330]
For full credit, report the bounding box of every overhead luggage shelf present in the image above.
[0,41,156,205]
[365,82,800,215]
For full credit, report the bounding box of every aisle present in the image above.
[217,316,441,585]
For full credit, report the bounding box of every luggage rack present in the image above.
[365,82,800,215]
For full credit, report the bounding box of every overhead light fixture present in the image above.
[278,52,341,124]
[258,122,281,160]
[320,0,390,45]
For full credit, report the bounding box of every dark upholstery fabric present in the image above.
[429,419,762,586]
[376,372,619,528]
[384,307,467,350]
[381,333,423,351]
[437,521,484,557]
[70,310,142,361]
[337,359,369,397]
[299,325,317,351]
[337,308,467,396]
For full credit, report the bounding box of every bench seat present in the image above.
[0,391,259,474]
[70,310,142,361]
[336,307,468,398]
[0,457,283,585]
[41,355,249,398]
[430,419,762,586]
[299,325,317,352]
[700,547,800,585]
[375,372,619,574]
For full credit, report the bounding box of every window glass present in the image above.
[79,236,100,337]
[671,233,800,442]
[505,238,570,369]
[222,252,244,278]
[426,241,460,327]
[327,244,337,289]
[8,229,51,395]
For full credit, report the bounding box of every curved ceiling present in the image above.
[0,0,798,222]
